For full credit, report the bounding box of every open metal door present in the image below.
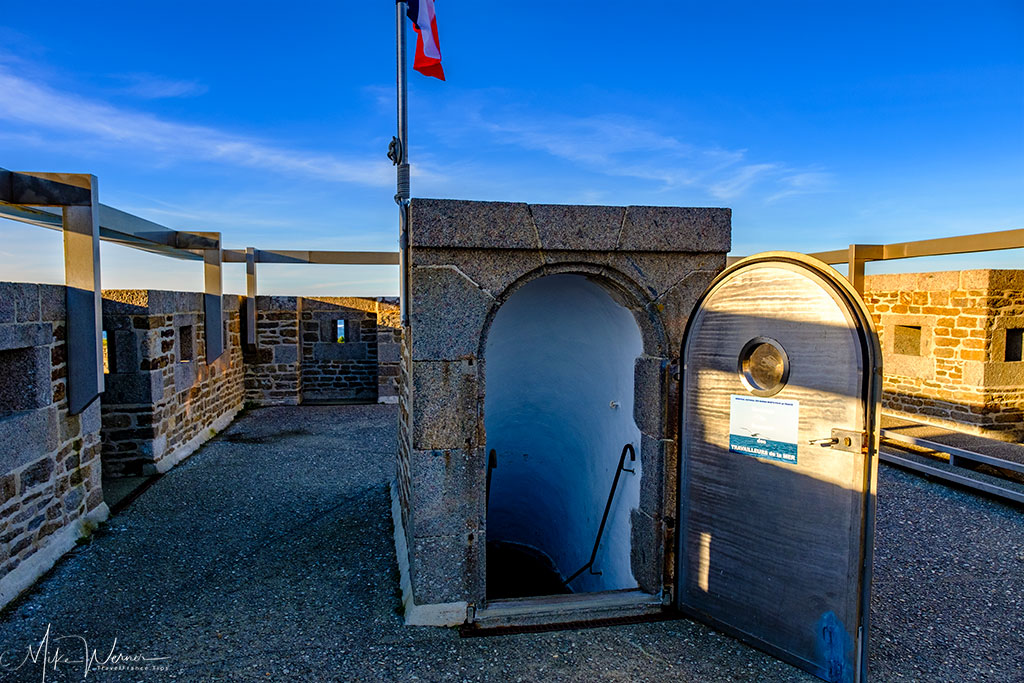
[677,252,881,683]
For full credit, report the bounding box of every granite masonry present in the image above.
[0,283,109,607]
[395,199,731,625]
[864,270,1024,441]
[244,296,400,406]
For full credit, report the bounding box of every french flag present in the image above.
[407,0,445,81]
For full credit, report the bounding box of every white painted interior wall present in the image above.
[485,274,643,593]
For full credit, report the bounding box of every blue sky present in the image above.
[1,1,1022,295]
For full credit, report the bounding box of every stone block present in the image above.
[8,283,40,322]
[378,343,401,364]
[0,409,56,472]
[109,329,141,373]
[257,296,300,312]
[409,265,494,361]
[411,360,480,450]
[0,344,51,410]
[634,356,668,437]
[638,434,668,517]
[410,532,481,605]
[102,371,160,404]
[0,323,50,352]
[38,285,65,323]
[272,345,298,364]
[604,252,726,301]
[412,248,547,300]
[410,198,540,250]
[531,204,624,251]
[312,341,369,362]
[654,268,721,351]
[408,447,485,538]
[19,457,55,491]
[618,206,731,253]
[630,508,664,594]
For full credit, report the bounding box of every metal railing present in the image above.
[562,443,636,587]
[728,227,1024,294]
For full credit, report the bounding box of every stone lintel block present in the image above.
[408,447,485,538]
[410,198,540,250]
[0,407,57,472]
[410,532,482,605]
[411,360,480,450]
[410,199,731,254]
[635,356,668,437]
[0,323,51,352]
[618,207,731,253]
[630,508,664,594]
[409,265,493,361]
[411,248,545,299]
[531,204,624,251]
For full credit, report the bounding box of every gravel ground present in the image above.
[0,404,1020,682]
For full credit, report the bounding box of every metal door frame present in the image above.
[676,251,881,682]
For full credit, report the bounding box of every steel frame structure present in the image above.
[1,167,399,414]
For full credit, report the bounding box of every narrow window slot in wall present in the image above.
[894,325,922,356]
[179,324,194,362]
[1007,328,1023,363]
[336,319,346,343]
[102,330,110,374]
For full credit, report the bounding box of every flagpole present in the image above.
[394,0,411,327]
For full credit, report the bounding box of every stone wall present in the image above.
[0,283,108,607]
[244,296,302,406]
[245,296,401,406]
[300,298,379,403]
[100,291,245,476]
[864,270,1024,441]
[397,199,730,621]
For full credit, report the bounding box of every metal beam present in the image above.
[61,175,104,414]
[221,249,399,265]
[245,247,257,348]
[203,236,224,363]
[808,229,1024,264]
[1,170,94,206]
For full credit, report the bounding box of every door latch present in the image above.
[809,429,864,453]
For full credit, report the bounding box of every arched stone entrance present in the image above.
[484,274,644,598]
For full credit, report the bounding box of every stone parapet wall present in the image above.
[0,283,108,607]
[863,270,1024,441]
[244,296,401,406]
[100,290,245,476]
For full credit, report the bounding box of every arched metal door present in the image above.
[678,252,881,683]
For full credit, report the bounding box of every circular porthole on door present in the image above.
[737,336,790,397]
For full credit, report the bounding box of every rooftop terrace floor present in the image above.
[0,404,1021,681]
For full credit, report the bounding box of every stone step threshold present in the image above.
[463,588,669,635]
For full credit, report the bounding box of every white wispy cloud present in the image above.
[0,65,397,188]
[113,73,209,99]
[439,100,831,202]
